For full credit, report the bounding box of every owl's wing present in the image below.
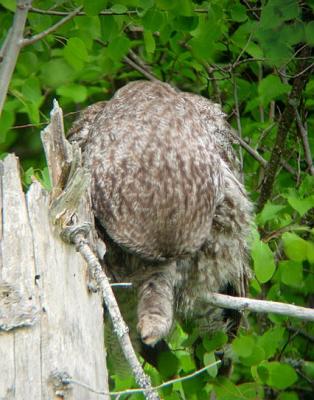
[181,92,242,179]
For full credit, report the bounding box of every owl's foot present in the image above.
[137,313,171,346]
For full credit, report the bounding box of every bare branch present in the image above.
[205,293,314,322]
[123,55,160,82]
[230,129,267,167]
[257,47,314,211]
[128,49,157,77]
[21,7,82,47]
[279,62,314,79]
[0,0,32,116]
[64,229,160,400]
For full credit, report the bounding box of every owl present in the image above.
[68,81,252,369]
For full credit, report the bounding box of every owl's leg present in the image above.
[137,263,176,346]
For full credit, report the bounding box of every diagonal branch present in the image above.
[229,129,296,176]
[123,55,160,82]
[257,47,314,212]
[21,7,82,47]
[0,0,32,116]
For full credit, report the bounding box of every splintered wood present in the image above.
[0,127,107,399]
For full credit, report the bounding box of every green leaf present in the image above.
[100,15,120,41]
[203,352,218,377]
[57,84,88,103]
[285,193,314,216]
[144,30,155,54]
[84,0,107,16]
[177,352,195,372]
[214,377,254,400]
[262,362,298,390]
[142,8,165,31]
[303,361,314,379]
[0,110,14,143]
[22,77,42,104]
[240,345,265,366]
[298,175,314,197]
[139,0,154,11]
[277,392,299,400]
[39,167,51,191]
[24,102,40,124]
[251,237,276,283]
[258,75,290,106]
[307,241,314,263]
[156,0,178,11]
[40,59,74,88]
[202,331,228,352]
[157,352,179,379]
[0,0,15,11]
[16,52,39,77]
[258,327,285,359]
[23,167,35,186]
[232,335,255,358]
[259,0,299,29]
[181,373,205,395]
[230,4,247,22]
[64,37,89,71]
[282,232,308,262]
[107,36,130,61]
[173,16,199,31]
[279,260,303,288]
[305,21,314,45]
[111,4,128,14]
[256,202,286,225]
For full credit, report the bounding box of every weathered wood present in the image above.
[0,155,108,399]
[0,154,41,400]
[41,99,72,191]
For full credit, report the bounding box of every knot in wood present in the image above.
[60,222,91,245]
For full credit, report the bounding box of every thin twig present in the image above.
[231,73,243,169]
[69,231,160,400]
[242,0,260,19]
[128,49,157,78]
[64,361,221,397]
[0,0,32,116]
[29,6,138,16]
[230,129,267,167]
[123,55,159,82]
[286,326,314,343]
[205,293,314,322]
[279,62,314,79]
[295,110,314,175]
[29,6,216,16]
[21,7,82,47]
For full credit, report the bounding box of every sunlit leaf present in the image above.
[251,236,276,283]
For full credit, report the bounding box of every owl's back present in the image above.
[69,81,231,261]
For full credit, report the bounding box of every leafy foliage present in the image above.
[1,0,313,399]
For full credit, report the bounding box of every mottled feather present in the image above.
[68,80,252,357]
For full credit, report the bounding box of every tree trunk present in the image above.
[0,154,108,399]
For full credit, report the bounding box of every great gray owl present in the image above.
[68,80,252,369]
